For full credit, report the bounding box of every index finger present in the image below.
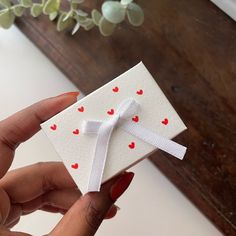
[0,92,79,178]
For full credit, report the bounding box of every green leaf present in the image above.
[70,0,84,3]
[102,1,125,24]
[49,11,57,20]
[30,4,43,17]
[73,13,86,22]
[98,16,115,36]
[62,11,72,22]
[56,12,74,31]
[71,2,78,10]
[121,0,133,5]
[127,2,144,26]
[83,22,94,31]
[43,0,60,15]
[20,0,32,8]
[0,9,15,29]
[91,9,101,26]
[76,9,87,17]
[12,5,24,16]
[71,21,79,35]
[81,18,94,30]
[0,0,11,8]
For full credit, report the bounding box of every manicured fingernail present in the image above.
[115,205,121,211]
[105,205,120,219]
[110,172,134,201]
[59,91,80,99]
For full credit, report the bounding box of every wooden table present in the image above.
[15,0,236,234]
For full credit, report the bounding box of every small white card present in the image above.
[41,62,187,194]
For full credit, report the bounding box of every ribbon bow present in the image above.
[82,98,186,192]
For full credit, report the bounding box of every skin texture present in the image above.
[0,93,134,236]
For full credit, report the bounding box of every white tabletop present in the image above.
[0,26,222,236]
[210,0,236,21]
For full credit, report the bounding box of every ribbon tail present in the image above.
[87,118,118,192]
[83,119,187,160]
[120,121,187,160]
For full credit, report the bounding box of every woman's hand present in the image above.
[0,93,134,236]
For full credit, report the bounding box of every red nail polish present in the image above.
[110,172,134,201]
[105,205,119,219]
[59,91,80,97]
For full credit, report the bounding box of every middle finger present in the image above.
[4,188,82,227]
[0,162,78,203]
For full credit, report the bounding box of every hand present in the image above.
[0,92,134,236]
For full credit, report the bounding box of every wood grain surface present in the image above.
[14,0,236,234]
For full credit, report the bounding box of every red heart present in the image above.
[71,163,79,169]
[107,108,114,115]
[161,118,169,125]
[128,141,135,149]
[73,129,79,135]
[132,115,139,123]
[78,106,84,112]
[50,124,57,131]
[112,86,119,92]
[136,89,143,95]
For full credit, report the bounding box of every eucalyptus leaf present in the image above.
[20,0,32,8]
[98,16,115,36]
[127,2,144,26]
[80,18,94,30]
[91,9,101,26]
[0,0,11,8]
[71,21,79,35]
[57,12,74,31]
[30,4,43,17]
[12,5,24,17]
[43,0,60,15]
[121,0,133,5]
[83,21,94,31]
[79,18,92,27]
[102,1,125,24]
[0,0,144,37]
[63,11,71,22]
[68,0,84,9]
[49,11,57,20]
[76,9,87,17]
[70,0,84,3]
[71,2,78,10]
[73,13,86,22]
[0,9,15,29]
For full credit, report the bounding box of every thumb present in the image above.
[50,172,134,236]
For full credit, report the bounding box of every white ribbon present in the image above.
[82,98,187,192]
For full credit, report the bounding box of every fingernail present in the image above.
[110,172,134,201]
[105,205,120,219]
[115,205,121,211]
[58,91,80,99]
